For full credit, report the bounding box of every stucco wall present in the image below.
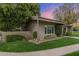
[38,21,56,40]
[0,31,32,42]
[27,21,56,40]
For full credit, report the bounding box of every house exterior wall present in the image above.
[0,20,67,42]
[28,21,56,40]
[39,21,56,40]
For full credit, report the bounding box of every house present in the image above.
[0,15,73,42]
[26,16,72,40]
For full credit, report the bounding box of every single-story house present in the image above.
[0,16,73,42]
[26,16,72,40]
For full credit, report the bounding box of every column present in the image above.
[36,14,40,41]
[61,25,64,36]
[54,25,55,34]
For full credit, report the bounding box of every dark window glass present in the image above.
[45,25,54,34]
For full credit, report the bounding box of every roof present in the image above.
[64,24,72,27]
[32,16,65,24]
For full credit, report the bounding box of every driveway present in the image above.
[0,44,79,56]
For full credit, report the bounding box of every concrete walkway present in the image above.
[0,44,79,56]
[69,36,79,39]
[64,36,79,39]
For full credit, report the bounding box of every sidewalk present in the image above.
[0,44,79,56]
[64,36,79,39]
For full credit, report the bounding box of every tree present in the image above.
[14,4,39,30]
[54,4,79,35]
[0,4,15,31]
[54,4,78,24]
[0,3,39,31]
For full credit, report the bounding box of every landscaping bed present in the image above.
[0,37,79,52]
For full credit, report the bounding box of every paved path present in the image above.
[64,36,79,39]
[70,37,79,39]
[0,44,79,56]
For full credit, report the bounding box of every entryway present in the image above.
[55,24,63,36]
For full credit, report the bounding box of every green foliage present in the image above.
[65,32,72,36]
[55,25,62,36]
[6,35,26,42]
[54,4,78,24]
[0,4,39,31]
[33,31,37,38]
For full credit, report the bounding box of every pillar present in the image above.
[1,34,6,42]
[61,25,64,36]
[36,14,40,41]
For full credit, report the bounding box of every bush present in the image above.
[33,31,37,39]
[66,32,72,36]
[0,24,14,31]
[55,25,62,36]
[6,35,26,42]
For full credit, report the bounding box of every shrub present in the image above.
[6,35,26,42]
[66,32,72,36]
[55,25,62,36]
[33,31,37,39]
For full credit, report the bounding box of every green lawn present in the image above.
[72,31,79,37]
[0,37,79,52]
[64,51,79,56]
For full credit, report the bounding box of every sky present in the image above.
[40,3,64,19]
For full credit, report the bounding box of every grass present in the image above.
[0,37,79,52]
[72,31,79,37]
[64,51,79,56]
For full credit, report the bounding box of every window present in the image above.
[45,25,54,34]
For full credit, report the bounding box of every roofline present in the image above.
[32,16,65,24]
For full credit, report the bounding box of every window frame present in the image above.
[45,25,55,34]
